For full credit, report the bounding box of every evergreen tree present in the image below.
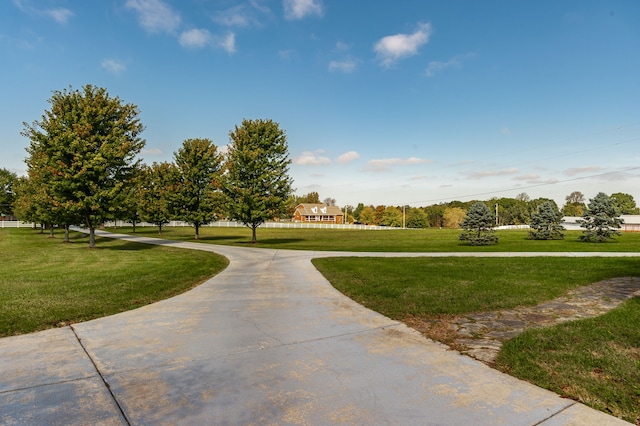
[578,192,623,242]
[459,202,498,245]
[529,201,565,240]
[173,138,223,240]
[221,119,293,243]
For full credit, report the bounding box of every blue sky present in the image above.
[1,0,639,208]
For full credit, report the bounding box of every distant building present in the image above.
[562,215,640,232]
[293,203,344,224]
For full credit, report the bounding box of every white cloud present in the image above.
[337,151,360,163]
[367,157,432,172]
[213,2,270,28]
[329,57,358,73]
[13,0,73,24]
[425,53,476,77]
[46,8,74,24]
[101,58,126,74]
[141,148,163,155]
[294,150,331,165]
[283,0,323,20]
[218,32,236,54]
[125,0,181,34]
[564,166,604,176]
[468,167,519,179]
[374,22,432,67]
[179,28,212,49]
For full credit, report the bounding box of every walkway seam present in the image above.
[70,325,131,426]
[532,401,578,425]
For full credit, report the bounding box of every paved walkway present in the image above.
[0,231,636,425]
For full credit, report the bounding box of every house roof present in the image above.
[295,203,343,216]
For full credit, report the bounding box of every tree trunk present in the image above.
[251,224,257,243]
[194,223,200,240]
[132,221,137,233]
[158,224,163,236]
[89,226,96,248]
[63,225,70,243]
[49,225,54,238]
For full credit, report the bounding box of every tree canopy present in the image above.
[221,118,293,243]
[173,138,223,240]
[0,168,17,217]
[21,84,145,247]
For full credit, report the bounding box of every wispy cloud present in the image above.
[425,52,476,77]
[329,57,358,73]
[213,2,270,28]
[141,148,163,155]
[13,0,74,24]
[218,33,236,54]
[367,157,432,172]
[283,0,323,20]
[468,167,519,179]
[564,166,604,176]
[337,151,360,163]
[125,0,181,35]
[101,58,126,75]
[500,126,511,135]
[294,150,331,165]
[179,28,212,49]
[374,22,432,67]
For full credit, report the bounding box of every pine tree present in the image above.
[459,202,498,245]
[529,201,565,240]
[578,192,623,242]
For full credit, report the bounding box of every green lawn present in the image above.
[113,225,640,252]
[0,228,228,337]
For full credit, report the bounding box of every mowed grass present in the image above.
[496,298,640,424]
[114,225,640,252]
[0,228,228,337]
[312,256,640,424]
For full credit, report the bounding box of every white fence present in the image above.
[104,220,395,231]
[0,220,394,231]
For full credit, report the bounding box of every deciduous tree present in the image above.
[610,192,639,215]
[0,168,17,218]
[578,192,622,242]
[221,119,293,243]
[459,202,498,245]
[22,85,145,247]
[173,138,223,240]
[140,162,179,236]
[443,207,466,228]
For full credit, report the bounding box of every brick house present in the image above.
[293,203,344,224]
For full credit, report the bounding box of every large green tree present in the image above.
[0,168,17,218]
[173,138,223,240]
[610,192,639,215]
[221,119,293,243]
[562,191,586,216]
[22,84,144,247]
[578,192,623,242]
[529,201,565,240]
[140,162,179,236]
[459,202,498,245]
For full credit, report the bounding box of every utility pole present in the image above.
[495,203,499,226]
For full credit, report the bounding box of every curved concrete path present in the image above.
[1,230,635,425]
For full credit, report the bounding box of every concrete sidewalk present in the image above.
[0,231,633,425]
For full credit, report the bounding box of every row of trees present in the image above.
[457,192,624,245]
[337,190,638,229]
[10,85,293,247]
